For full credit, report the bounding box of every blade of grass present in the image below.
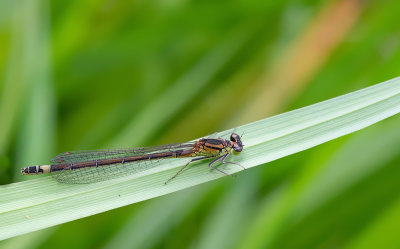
[0,76,400,240]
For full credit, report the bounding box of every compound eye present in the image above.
[230,133,238,142]
[233,144,242,152]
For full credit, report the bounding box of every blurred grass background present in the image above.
[1,0,400,248]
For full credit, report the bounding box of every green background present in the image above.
[1,0,400,248]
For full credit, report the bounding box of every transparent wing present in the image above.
[50,143,195,164]
[51,158,170,184]
[50,142,195,184]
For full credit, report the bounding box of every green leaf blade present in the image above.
[1,76,400,240]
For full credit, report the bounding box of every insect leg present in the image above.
[208,155,233,177]
[220,152,246,170]
[165,156,214,184]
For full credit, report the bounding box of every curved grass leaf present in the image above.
[1,76,400,240]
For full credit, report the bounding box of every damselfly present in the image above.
[21,133,244,184]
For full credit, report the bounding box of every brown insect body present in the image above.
[21,133,244,184]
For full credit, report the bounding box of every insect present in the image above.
[21,133,244,184]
